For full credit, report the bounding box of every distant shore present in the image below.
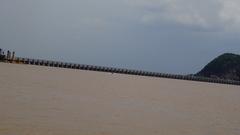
[1,56,240,86]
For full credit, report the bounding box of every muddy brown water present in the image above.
[0,63,240,135]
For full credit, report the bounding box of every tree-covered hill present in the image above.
[196,53,240,81]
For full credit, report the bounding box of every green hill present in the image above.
[196,53,240,81]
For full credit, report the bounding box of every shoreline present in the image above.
[1,57,240,86]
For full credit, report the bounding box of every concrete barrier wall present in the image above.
[9,57,240,86]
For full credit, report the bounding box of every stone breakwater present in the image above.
[1,56,238,86]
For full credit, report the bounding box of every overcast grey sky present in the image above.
[1,0,240,74]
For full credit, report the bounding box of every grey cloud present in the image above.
[126,0,240,31]
[0,0,240,74]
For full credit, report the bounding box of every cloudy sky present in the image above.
[1,0,240,74]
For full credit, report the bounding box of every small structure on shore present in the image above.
[12,51,15,60]
[0,49,5,61]
[7,51,11,60]
[0,48,15,62]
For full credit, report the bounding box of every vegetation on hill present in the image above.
[196,53,240,81]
